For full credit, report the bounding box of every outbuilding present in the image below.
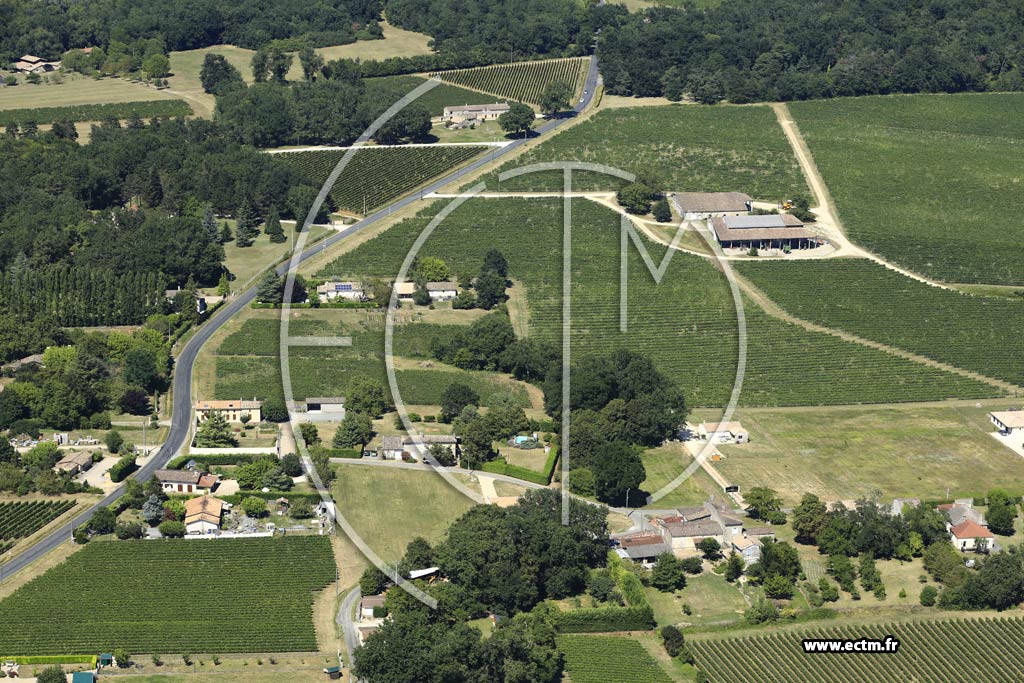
[990,410,1024,435]
[709,214,822,250]
[675,192,752,219]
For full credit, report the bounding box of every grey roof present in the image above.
[664,519,723,538]
[404,435,458,445]
[710,216,820,244]
[426,281,459,291]
[676,192,751,214]
[155,469,202,485]
[721,214,803,229]
[443,102,510,114]
[381,436,404,450]
[305,397,345,405]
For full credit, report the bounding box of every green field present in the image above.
[788,93,1024,285]
[0,73,182,111]
[0,537,335,654]
[476,105,808,196]
[690,613,1024,683]
[430,57,589,105]
[638,443,725,508]
[277,145,489,214]
[0,100,191,126]
[710,403,1024,504]
[331,467,474,562]
[319,197,995,407]
[212,313,530,406]
[556,634,674,683]
[738,258,1024,387]
[646,573,751,628]
[364,75,506,117]
[0,501,76,554]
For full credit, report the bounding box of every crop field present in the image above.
[364,75,503,117]
[709,403,1024,505]
[690,614,1024,683]
[788,93,1024,285]
[477,104,807,197]
[0,100,192,126]
[430,57,589,105]
[0,536,335,654]
[278,145,489,214]
[213,316,530,406]
[320,197,995,407]
[556,635,673,683]
[737,258,1024,387]
[0,501,76,551]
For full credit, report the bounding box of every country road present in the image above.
[0,56,602,583]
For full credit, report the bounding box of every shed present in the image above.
[72,672,96,683]
[324,665,342,679]
[709,214,822,250]
[675,192,752,218]
[98,653,114,666]
[990,410,1024,434]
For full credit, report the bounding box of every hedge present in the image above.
[479,447,558,486]
[221,491,323,505]
[108,455,138,482]
[550,605,656,633]
[608,551,649,608]
[0,655,96,666]
[0,100,192,126]
[311,446,362,459]
[166,453,264,469]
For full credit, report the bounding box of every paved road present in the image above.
[0,55,601,583]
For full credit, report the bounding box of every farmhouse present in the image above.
[654,500,745,551]
[380,434,460,461]
[184,494,226,535]
[53,450,93,475]
[938,500,986,528]
[675,192,752,219]
[155,468,219,494]
[360,593,387,621]
[380,436,404,460]
[0,353,43,373]
[614,533,671,566]
[395,281,460,302]
[709,214,823,250]
[441,102,511,124]
[949,520,994,552]
[195,399,262,424]
[316,281,365,301]
[697,421,749,444]
[11,54,61,73]
[989,409,1024,435]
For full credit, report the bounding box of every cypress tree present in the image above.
[264,207,286,243]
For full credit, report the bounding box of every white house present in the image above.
[155,469,219,495]
[441,102,511,124]
[195,399,262,424]
[990,410,1024,435]
[304,397,346,418]
[697,421,749,444]
[359,594,387,621]
[395,281,460,302]
[316,281,365,301]
[949,520,994,552]
[380,436,405,460]
[184,495,225,535]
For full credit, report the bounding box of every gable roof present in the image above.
[444,102,510,114]
[184,495,224,526]
[950,520,994,540]
[155,469,202,485]
[721,214,803,229]
[676,192,751,214]
[710,216,819,243]
[990,410,1024,429]
[195,399,261,410]
[55,450,93,470]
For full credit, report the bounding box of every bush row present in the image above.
[108,455,137,483]
[479,447,559,486]
[551,605,656,633]
[0,100,193,126]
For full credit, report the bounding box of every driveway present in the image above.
[77,457,118,491]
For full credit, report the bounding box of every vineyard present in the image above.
[0,536,335,654]
[0,501,76,549]
[788,93,1024,285]
[319,197,996,407]
[475,104,808,197]
[277,145,489,214]
[0,100,193,126]
[556,635,673,683]
[737,258,1024,387]
[429,57,589,105]
[363,75,501,117]
[690,614,1024,683]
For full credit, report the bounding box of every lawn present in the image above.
[166,22,434,117]
[475,104,809,197]
[647,573,751,628]
[318,197,995,407]
[737,258,1024,387]
[710,403,1024,504]
[212,224,332,295]
[0,537,335,654]
[0,72,179,110]
[638,442,726,508]
[788,93,1024,285]
[331,466,475,563]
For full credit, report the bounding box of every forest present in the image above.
[0,0,383,59]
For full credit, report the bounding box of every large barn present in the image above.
[709,214,822,250]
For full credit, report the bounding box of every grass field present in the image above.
[690,612,1024,683]
[318,197,996,407]
[647,573,752,628]
[788,93,1024,285]
[0,73,181,110]
[277,145,490,214]
[556,634,675,683]
[213,224,332,295]
[331,466,474,562]
[430,57,589,105]
[737,258,1024,387]
[638,442,726,508]
[0,537,335,654]
[708,402,1024,504]
[166,22,434,117]
[476,105,808,197]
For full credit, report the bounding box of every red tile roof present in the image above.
[950,520,993,539]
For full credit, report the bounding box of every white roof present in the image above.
[991,411,1024,429]
[722,215,792,229]
[409,566,439,579]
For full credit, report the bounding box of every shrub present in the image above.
[681,556,703,574]
[920,585,938,606]
[660,625,684,657]
[108,454,138,482]
[158,520,185,537]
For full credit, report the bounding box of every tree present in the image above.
[200,54,244,94]
[142,494,164,525]
[441,383,480,423]
[616,182,655,215]
[347,381,393,418]
[255,271,283,304]
[651,552,686,591]
[697,537,722,561]
[264,207,286,243]
[591,441,645,504]
[299,45,324,81]
[360,566,391,596]
[498,102,535,137]
[415,256,450,282]
[234,199,259,247]
[90,506,117,534]
[763,574,794,599]
[269,49,293,84]
[745,487,783,520]
[36,666,66,683]
[195,412,237,447]
[374,103,432,144]
[333,412,373,450]
[106,429,124,454]
[427,442,456,467]
[567,467,596,497]
[474,270,507,310]
[482,248,508,278]
[792,493,829,544]
[242,496,267,518]
[158,520,185,537]
[124,347,159,391]
[660,625,685,657]
[251,49,269,82]
[120,387,151,415]
[652,198,672,223]
[143,54,170,79]
[920,585,938,606]
[219,221,233,243]
[540,79,573,115]
[724,551,745,582]
[280,453,303,476]
[986,489,1018,536]
[51,119,78,141]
